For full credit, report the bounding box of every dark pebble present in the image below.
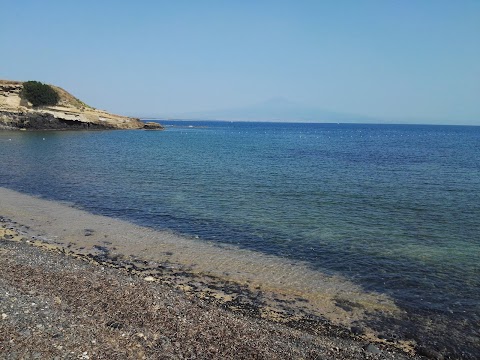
[84,229,94,236]
[379,333,398,342]
[351,326,365,336]
[365,344,381,354]
[106,321,123,329]
[417,346,444,359]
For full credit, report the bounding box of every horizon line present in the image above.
[138,118,480,127]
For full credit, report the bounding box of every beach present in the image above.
[0,187,420,359]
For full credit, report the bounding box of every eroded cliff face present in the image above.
[0,80,153,130]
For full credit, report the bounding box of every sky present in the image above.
[1,0,479,124]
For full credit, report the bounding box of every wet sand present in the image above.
[1,187,423,358]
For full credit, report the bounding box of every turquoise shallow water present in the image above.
[1,121,479,352]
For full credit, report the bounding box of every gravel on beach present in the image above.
[0,229,420,359]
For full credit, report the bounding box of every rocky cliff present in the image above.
[0,80,163,130]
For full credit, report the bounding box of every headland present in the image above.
[0,80,163,131]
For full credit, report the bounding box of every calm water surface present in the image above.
[1,121,479,351]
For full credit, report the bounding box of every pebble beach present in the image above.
[0,187,421,359]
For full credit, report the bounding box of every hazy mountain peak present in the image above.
[168,98,377,123]
[259,97,298,107]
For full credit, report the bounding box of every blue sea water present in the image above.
[1,121,479,352]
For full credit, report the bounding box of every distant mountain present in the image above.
[168,98,379,123]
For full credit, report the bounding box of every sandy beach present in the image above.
[1,187,422,359]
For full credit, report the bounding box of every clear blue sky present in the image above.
[1,0,479,124]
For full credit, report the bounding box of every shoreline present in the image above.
[0,187,468,358]
[0,230,417,360]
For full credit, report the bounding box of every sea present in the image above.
[1,121,479,357]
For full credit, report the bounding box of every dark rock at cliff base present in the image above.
[143,122,165,130]
[0,111,116,130]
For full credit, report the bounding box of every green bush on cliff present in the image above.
[21,81,59,107]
